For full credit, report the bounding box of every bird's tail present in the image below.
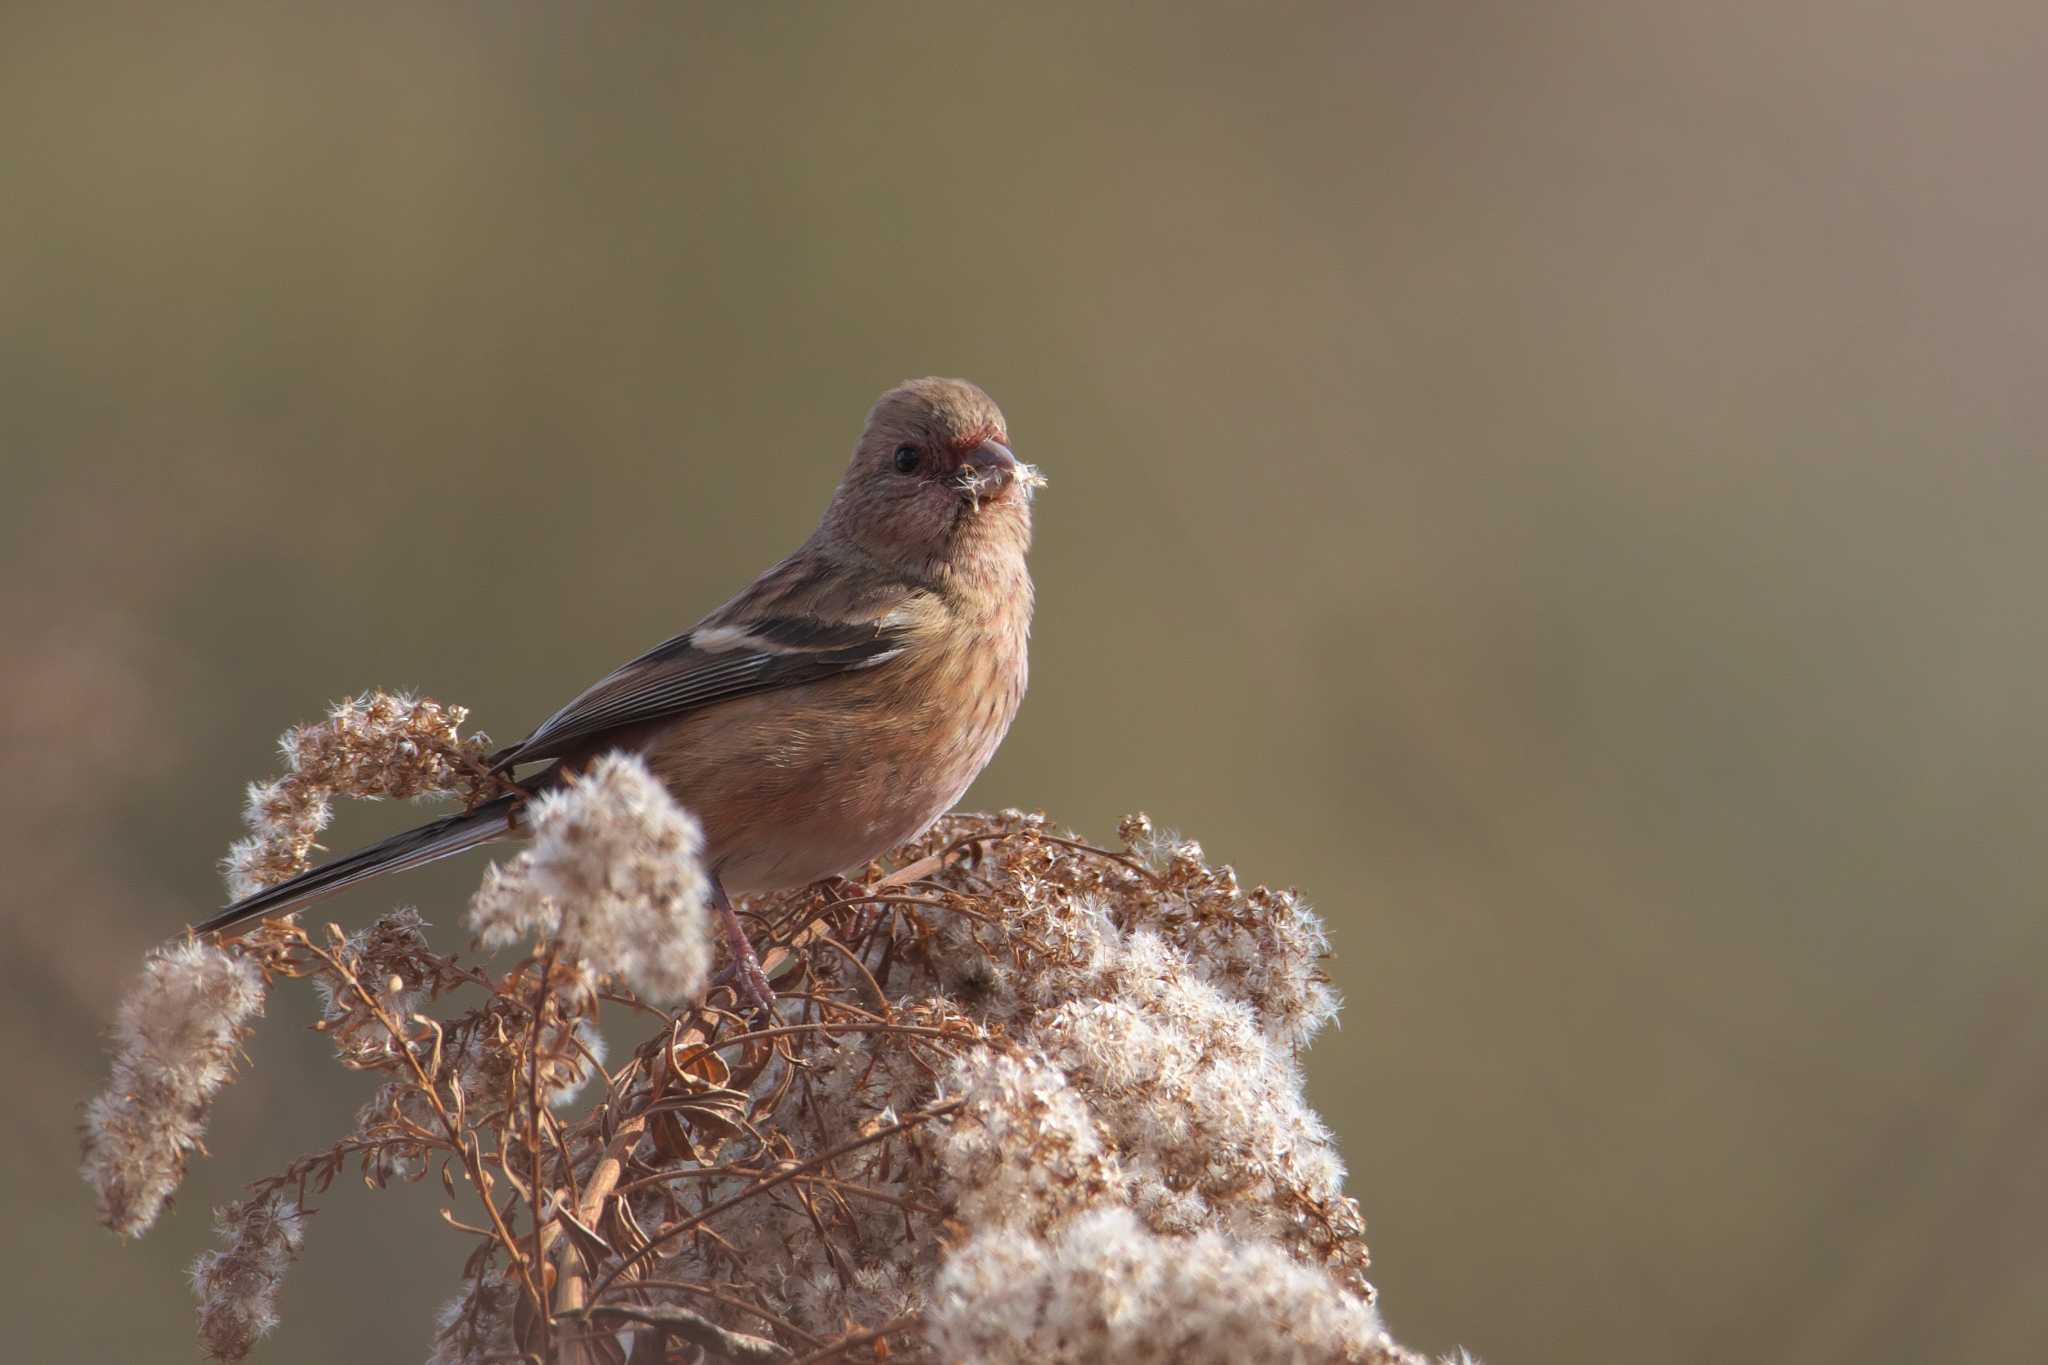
[191,796,520,937]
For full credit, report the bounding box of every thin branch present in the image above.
[575,1304,788,1362]
[630,1280,823,1349]
[524,943,558,1360]
[589,1101,964,1302]
[786,1315,923,1365]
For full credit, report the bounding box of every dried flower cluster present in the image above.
[191,1193,306,1358]
[470,753,712,1005]
[224,691,493,900]
[930,1207,1388,1363]
[81,939,267,1238]
[85,694,1456,1364]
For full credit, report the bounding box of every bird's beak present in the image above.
[960,439,1018,485]
[955,438,1021,508]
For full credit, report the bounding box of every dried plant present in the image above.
[223,692,494,901]
[82,939,267,1238]
[84,691,1456,1364]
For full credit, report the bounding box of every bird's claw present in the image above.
[711,949,777,1020]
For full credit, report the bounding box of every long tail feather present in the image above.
[191,796,519,937]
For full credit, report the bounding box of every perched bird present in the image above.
[193,377,1037,1006]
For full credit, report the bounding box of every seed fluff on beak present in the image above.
[953,431,1048,511]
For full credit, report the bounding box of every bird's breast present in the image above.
[639,617,1027,893]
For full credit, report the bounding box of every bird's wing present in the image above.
[490,586,924,771]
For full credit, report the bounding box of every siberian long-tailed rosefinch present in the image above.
[194,378,1038,1005]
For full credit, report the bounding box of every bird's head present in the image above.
[823,377,1041,582]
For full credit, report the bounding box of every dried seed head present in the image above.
[467,752,712,1004]
[190,1193,305,1361]
[1117,811,1154,849]
[81,940,266,1238]
[222,692,489,899]
[929,1207,1397,1365]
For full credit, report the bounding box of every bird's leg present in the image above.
[707,875,776,1016]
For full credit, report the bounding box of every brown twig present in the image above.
[785,1315,923,1365]
[588,1100,964,1302]
[524,944,559,1360]
[574,1304,789,1362]
[300,926,550,1315]
[630,1280,823,1348]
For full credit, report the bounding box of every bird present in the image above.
[191,377,1037,1008]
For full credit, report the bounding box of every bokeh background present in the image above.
[7,3,2045,1361]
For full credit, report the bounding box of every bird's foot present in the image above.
[708,881,777,1019]
[709,955,777,1020]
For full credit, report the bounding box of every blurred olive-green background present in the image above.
[8,4,2046,1362]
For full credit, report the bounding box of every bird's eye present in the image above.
[892,444,921,474]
